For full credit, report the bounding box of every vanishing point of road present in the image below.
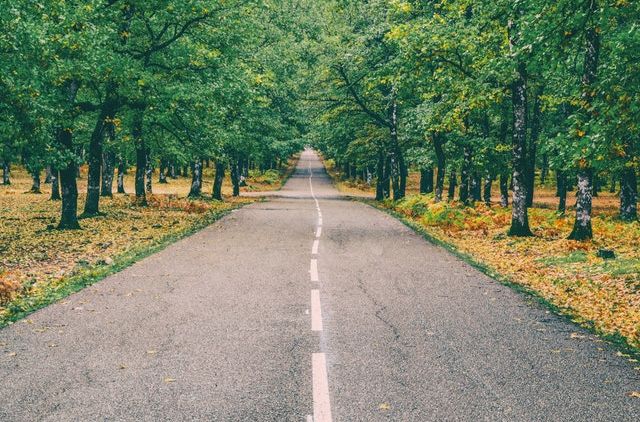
[1,149,638,421]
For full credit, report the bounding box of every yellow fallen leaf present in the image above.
[628,391,640,398]
[378,403,391,411]
[119,364,127,370]
[570,333,586,339]
[147,350,157,355]
[164,378,176,383]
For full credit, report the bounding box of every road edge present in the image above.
[0,201,257,328]
[358,198,640,359]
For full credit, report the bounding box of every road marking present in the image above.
[312,239,319,255]
[318,218,323,226]
[316,227,322,238]
[312,353,332,422]
[311,290,323,331]
[310,259,319,282]
[306,415,313,422]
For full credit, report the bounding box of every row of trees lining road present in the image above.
[306,0,639,240]
[0,1,308,229]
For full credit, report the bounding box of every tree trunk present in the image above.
[471,173,482,202]
[231,159,241,197]
[557,171,567,213]
[525,86,543,207]
[2,162,10,185]
[170,163,177,179]
[620,167,637,221]
[569,0,599,240]
[188,160,203,198]
[500,173,509,207]
[101,149,115,197]
[50,167,61,200]
[45,166,53,184]
[448,169,457,201]
[375,152,385,201]
[212,160,225,200]
[30,170,41,193]
[420,167,434,194]
[132,112,147,205]
[508,59,533,236]
[383,154,391,199]
[145,153,153,194]
[483,173,493,205]
[568,169,594,240]
[117,160,126,194]
[394,148,407,201]
[159,160,168,184]
[57,128,80,229]
[609,176,616,193]
[540,154,549,184]
[84,97,116,215]
[460,147,472,205]
[433,134,446,202]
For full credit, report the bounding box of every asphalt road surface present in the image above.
[1,149,638,421]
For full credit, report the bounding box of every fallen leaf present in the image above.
[164,378,176,383]
[378,403,391,411]
[570,333,586,339]
[628,391,640,398]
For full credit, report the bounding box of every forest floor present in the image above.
[0,158,298,324]
[325,161,640,353]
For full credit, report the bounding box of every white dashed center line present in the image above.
[311,290,323,331]
[308,157,332,422]
[310,259,319,282]
[312,353,333,422]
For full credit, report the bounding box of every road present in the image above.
[1,149,638,421]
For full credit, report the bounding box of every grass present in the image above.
[0,157,298,326]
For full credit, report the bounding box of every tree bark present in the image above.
[145,153,153,194]
[188,160,203,198]
[483,173,493,205]
[525,85,543,207]
[30,170,41,193]
[471,173,482,202]
[170,162,177,179]
[568,169,594,240]
[159,160,168,184]
[132,112,147,205]
[508,61,533,236]
[540,154,549,184]
[420,167,434,194]
[101,149,115,197]
[620,167,637,221]
[45,166,53,184]
[448,169,457,201]
[117,159,126,194]
[433,134,446,202]
[84,94,117,215]
[500,173,509,207]
[569,0,599,240]
[57,128,80,229]
[375,151,385,201]
[50,167,61,200]
[231,159,241,197]
[460,147,472,205]
[212,160,225,200]
[2,162,10,185]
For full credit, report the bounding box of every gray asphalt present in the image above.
[1,149,638,421]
